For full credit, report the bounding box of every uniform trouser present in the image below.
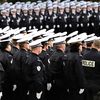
[68,88,84,100]
[49,84,68,100]
[83,80,100,100]
[28,90,38,100]
[14,82,28,100]
[1,80,14,100]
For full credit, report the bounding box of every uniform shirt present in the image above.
[12,49,30,83]
[24,53,45,92]
[0,50,13,80]
[9,15,20,29]
[63,52,86,89]
[48,49,65,88]
[39,50,50,83]
[0,16,8,28]
[82,48,100,80]
[19,14,30,30]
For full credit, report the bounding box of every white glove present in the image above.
[87,23,89,27]
[29,26,31,29]
[69,24,72,27]
[77,24,79,27]
[47,83,52,91]
[91,23,94,26]
[33,26,36,29]
[65,24,67,27]
[36,91,43,99]
[29,17,33,21]
[79,89,84,94]
[17,18,20,23]
[0,92,2,99]
[40,25,43,29]
[46,25,49,29]
[53,25,56,28]
[81,23,83,27]
[13,85,17,91]
[27,91,29,95]
[57,25,60,28]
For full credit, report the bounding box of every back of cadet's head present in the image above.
[92,40,100,49]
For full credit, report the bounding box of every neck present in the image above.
[32,50,39,55]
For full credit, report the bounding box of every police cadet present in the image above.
[48,36,67,100]
[47,38,54,56]
[11,34,24,55]
[45,4,55,30]
[40,4,46,29]
[79,4,89,34]
[82,39,100,100]
[9,8,20,29]
[0,10,8,28]
[11,34,31,100]
[39,38,51,100]
[63,37,86,100]
[69,3,77,33]
[64,3,70,34]
[19,5,30,30]
[39,38,50,73]
[31,5,42,30]
[25,39,45,100]
[0,37,14,100]
[76,3,81,34]
[89,3,100,36]
[16,5,22,17]
[56,3,65,32]
[0,62,4,100]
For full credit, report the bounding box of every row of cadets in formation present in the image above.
[0,1,100,35]
[0,27,100,100]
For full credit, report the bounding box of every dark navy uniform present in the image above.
[48,49,67,100]
[19,14,30,30]
[69,13,77,33]
[0,50,14,100]
[89,11,100,36]
[24,53,45,100]
[31,14,42,30]
[0,16,8,28]
[56,13,66,32]
[45,13,55,30]
[82,48,100,100]
[79,12,89,33]
[39,50,50,100]
[63,43,86,100]
[9,15,20,29]
[12,49,30,100]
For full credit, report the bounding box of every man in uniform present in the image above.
[79,4,89,34]
[89,3,100,36]
[19,5,30,30]
[11,35,31,100]
[0,10,8,28]
[82,39,100,100]
[9,8,20,29]
[45,5,55,30]
[31,5,42,30]
[25,39,45,100]
[48,37,67,100]
[69,4,77,33]
[0,38,14,100]
[56,3,66,32]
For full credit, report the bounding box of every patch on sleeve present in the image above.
[48,59,50,64]
[82,60,95,68]
[37,66,41,71]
